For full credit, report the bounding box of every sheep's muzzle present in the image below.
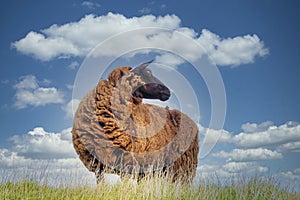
[133,83,170,101]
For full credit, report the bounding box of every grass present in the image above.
[0,173,299,200]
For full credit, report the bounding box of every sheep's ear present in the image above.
[108,66,132,86]
[132,60,153,73]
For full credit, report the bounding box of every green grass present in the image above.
[0,174,299,200]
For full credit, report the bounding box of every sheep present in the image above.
[72,61,199,183]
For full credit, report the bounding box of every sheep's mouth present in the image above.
[133,83,170,101]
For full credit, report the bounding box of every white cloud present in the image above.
[277,141,300,153]
[42,78,52,85]
[196,162,268,182]
[198,124,232,143]
[294,168,300,175]
[14,74,38,90]
[233,121,300,148]
[0,147,126,187]
[0,147,95,186]
[0,147,78,169]
[0,123,97,186]
[155,53,185,67]
[196,160,300,187]
[12,13,268,67]
[196,120,299,185]
[12,13,180,61]
[62,99,80,119]
[67,61,80,69]
[13,75,64,109]
[81,1,101,9]
[223,162,268,173]
[65,84,74,90]
[197,164,219,173]
[12,31,81,61]
[197,29,269,66]
[0,148,33,168]
[278,168,300,182]
[1,127,127,186]
[138,7,151,14]
[213,148,282,162]
[10,127,76,159]
[241,121,274,133]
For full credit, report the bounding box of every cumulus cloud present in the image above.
[212,148,282,162]
[196,120,299,184]
[155,53,185,67]
[62,99,80,119]
[241,121,274,133]
[295,168,300,175]
[277,141,300,153]
[12,31,81,61]
[10,127,76,159]
[1,127,126,186]
[0,148,34,168]
[197,29,269,66]
[0,147,78,169]
[278,168,300,182]
[223,161,268,173]
[0,147,94,186]
[196,162,268,181]
[13,75,64,109]
[198,121,299,157]
[0,125,97,186]
[11,13,180,61]
[197,164,219,173]
[233,121,300,148]
[198,124,232,143]
[12,13,268,67]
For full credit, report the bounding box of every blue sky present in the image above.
[1,0,300,186]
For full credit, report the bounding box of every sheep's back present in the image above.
[168,109,199,179]
[128,104,199,172]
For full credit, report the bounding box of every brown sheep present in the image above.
[72,61,199,183]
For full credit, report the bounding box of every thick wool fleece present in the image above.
[72,66,198,182]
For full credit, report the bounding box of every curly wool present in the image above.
[72,66,199,182]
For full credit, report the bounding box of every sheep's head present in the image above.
[131,61,171,102]
[108,61,170,103]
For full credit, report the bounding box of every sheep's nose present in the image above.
[159,85,171,101]
[156,84,167,90]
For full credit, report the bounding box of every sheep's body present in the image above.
[72,66,198,183]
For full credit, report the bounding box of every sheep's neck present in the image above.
[110,83,152,131]
[130,104,151,126]
[95,79,174,153]
[95,80,150,144]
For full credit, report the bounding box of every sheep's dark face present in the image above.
[131,61,170,101]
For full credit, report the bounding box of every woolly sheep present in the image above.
[72,61,199,183]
